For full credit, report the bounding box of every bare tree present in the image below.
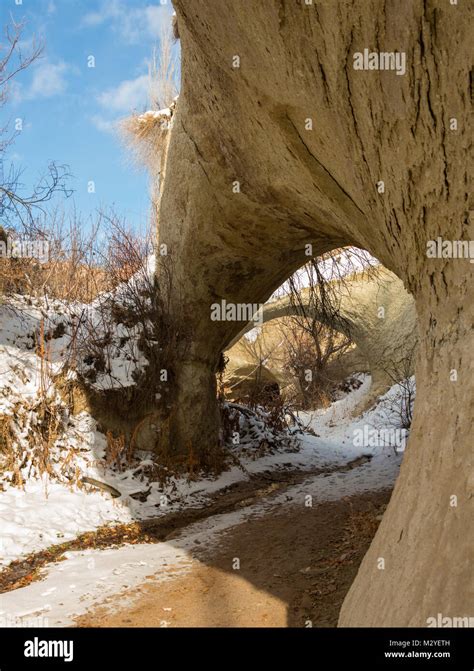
[280,254,356,408]
[0,19,71,231]
[0,19,42,122]
[274,246,380,301]
[280,319,352,409]
[381,346,417,431]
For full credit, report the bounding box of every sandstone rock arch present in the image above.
[226,267,418,407]
[224,362,281,402]
[154,1,472,626]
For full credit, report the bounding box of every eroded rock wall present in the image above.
[156,0,473,625]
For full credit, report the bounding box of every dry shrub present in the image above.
[0,396,67,487]
[121,108,171,158]
[70,242,193,467]
[105,431,131,472]
[217,351,303,459]
[0,415,15,484]
[0,208,152,303]
[282,325,351,409]
[0,256,29,296]
[0,318,75,487]
[101,212,152,287]
[381,347,416,431]
[220,398,303,459]
[0,214,104,302]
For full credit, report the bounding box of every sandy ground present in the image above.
[76,489,391,628]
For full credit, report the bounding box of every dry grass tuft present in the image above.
[120,20,179,174]
[120,108,174,173]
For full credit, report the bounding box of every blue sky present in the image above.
[1,0,178,230]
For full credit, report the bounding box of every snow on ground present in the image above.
[0,372,411,626]
[0,413,335,566]
[0,254,415,626]
[0,275,409,579]
[0,383,404,627]
[0,444,394,628]
[0,481,130,567]
[0,366,408,566]
[0,542,193,627]
[0,502,255,627]
[0,275,159,564]
[0,282,346,565]
[268,445,400,511]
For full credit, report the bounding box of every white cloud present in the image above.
[47,0,57,15]
[97,74,149,113]
[89,115,117,134]
[82,0,121,27]
[19,61,69,101]
[82,1,170,43]
[142,6,166,36]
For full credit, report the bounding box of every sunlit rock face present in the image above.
[154,1,473,625]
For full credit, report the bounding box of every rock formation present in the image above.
[227,267,417,408]
[155,0,473,625]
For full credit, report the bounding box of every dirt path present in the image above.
[0,455,370,594]
[76,488,391,627]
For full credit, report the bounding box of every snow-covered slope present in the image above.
[0,277,412,567]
